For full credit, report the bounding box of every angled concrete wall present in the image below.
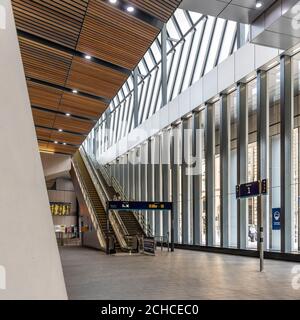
[0,0,67,299]
[41,153,71,181]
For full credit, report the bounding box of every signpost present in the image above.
[236,179,268,272]
[106,201,174,255]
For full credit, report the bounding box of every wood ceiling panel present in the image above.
[60,92,106,119]
[77,0,159,69]
[32,109,56,128]
[124,0,181,22]
[53,114,94,134]
[12,0,88,48]
[50,131,85,146]
[27,81,62,111]
[36,127,52,141]
[66,57,127,99]
[19,38,72,86]
[39,142,77,155]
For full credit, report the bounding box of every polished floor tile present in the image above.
[60,247,300,300]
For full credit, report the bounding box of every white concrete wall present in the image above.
[41,153,71,181]
[0,0,67,299]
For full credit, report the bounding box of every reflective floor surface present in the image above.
[60,247,300,300]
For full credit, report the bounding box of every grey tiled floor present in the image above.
[60,247,300,300]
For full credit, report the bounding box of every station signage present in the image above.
[272,208,281,230]
[108,201,172,211]
[236,179,268,199]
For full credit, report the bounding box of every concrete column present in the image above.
[147,139,154,232]
[220,94,230,247]
[237,83,248,249]
[280,55,293,253]
[192,112,202,245]
[205,104,215,246]
[154,135,162,236]
[257,70,269,250]
[161,130,170,238]
[171,126,179,243]
[0,0,67,299]
[182,118,192,244]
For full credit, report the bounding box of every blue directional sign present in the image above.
[272,208,281,230]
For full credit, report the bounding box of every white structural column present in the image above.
[171,126,179,243]
[154,135,162,237]
[237,83,248,249]
[192,111,202,245]
[220,94,230,247]
[0,0,67,299]
[161,130,170,238]
[280,55,293,253]
[147,139,154,232]
[205,104,215,246]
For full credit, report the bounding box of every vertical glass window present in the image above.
[214,101,221,246]
[292,53,300,252]
[247,78,258,249]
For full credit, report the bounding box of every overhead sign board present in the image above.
[236,179,268,199]
[108,201,172,211]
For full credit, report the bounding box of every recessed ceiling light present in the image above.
[58,129,63,132]
[256,1,262,8]
[127,6,135,13]
[54,141,58,144]
[109,0,117,3]
[66,113,71,117]
[63,142,67,145]
[85,55,91,60]
[72,89,78,94]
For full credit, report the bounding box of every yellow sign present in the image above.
[50,203,71,216]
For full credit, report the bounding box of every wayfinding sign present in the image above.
[272,208,281,230]
[108,201,172,211]
[236,179,268,199]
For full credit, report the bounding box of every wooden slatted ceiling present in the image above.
[28,81,106,118]
[36,127,85,146]
[11,0,181,154]
[67,57,128,98]
[60,92,106,119]
[12,0,88,48]
[53,115,94,134]
[77,0,159,69]
[124,0,181,22]
[19,37,72,86]
[28,81,62,111]
[38,141,77,155]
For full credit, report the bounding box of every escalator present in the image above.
[72,148,146,253]
[72,152,121,252]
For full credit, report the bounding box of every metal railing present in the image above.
[71,157,106,249]
[80,148,129,250]
[97,162,153,237]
